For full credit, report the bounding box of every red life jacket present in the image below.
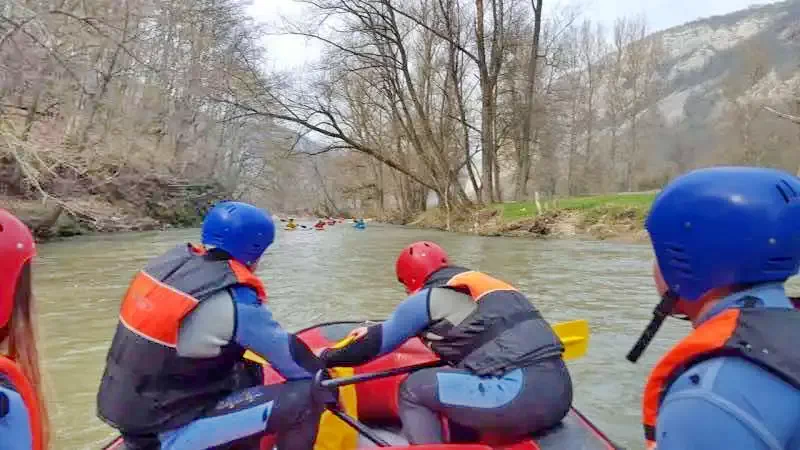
[0,356,43,450]
[642,307,800,449]
[97,244,267,434]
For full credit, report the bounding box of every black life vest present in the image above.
[423,267,564,376]
[97,244,266,434]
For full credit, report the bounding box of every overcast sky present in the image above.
[248,0,784,71]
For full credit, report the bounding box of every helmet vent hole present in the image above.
[665,244,691,274]
[781,179,798,197]
[776,180,799,204]
[0,223,4,232]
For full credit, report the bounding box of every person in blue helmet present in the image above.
[96,201,335,450]
[627,167,800,450]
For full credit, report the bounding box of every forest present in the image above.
[2,0,800,233]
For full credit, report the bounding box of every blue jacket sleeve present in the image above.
[378,289,433,354]
[0,386,33,450]
[321,289,432,367]
[231,287,322,380]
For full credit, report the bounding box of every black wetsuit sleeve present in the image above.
[320,324,384,367]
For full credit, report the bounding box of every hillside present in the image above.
[633,1,800,171]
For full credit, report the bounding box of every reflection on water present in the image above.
[38,224,697,449]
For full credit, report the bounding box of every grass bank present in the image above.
[406,191,657,242]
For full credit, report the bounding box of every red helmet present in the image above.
[0,209,36,329]
[395,241,450,294]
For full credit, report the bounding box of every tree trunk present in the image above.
[514,0,543,200]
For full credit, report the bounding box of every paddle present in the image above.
[244,319,589,369]
[317,319,589,390]
[319,359,445,389]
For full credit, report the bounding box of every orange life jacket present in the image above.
[642,307,800,449]
[98,243,268,434]
[422,267,563,376]
[118,244,266,346]
[0,356,43,450]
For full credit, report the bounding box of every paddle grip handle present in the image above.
[626,313,666,363]
[627,292,677,363]
[319,360,445,389]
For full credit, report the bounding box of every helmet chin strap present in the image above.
[627,290,681,363]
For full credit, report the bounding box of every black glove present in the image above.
[319,324,384,367]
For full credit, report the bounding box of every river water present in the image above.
[36,223,694,449]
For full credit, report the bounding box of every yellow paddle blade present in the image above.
[244,319,590,365]
[552,319,590,361]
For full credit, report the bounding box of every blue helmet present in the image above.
[647,166,800,301]
[201,201,275,266]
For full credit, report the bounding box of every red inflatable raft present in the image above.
[104,321,619,450]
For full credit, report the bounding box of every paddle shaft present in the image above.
[320,359,446,389]
[326,407,391,447]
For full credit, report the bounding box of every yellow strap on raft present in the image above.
[314,367,359,450]
[329,333,359,349]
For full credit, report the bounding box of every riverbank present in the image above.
[399,192,657,243]
[2,177,227,240]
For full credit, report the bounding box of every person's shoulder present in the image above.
[230,285,260,306]
[0,384,29,420]
[667,356,800,398]
[659,356,800,449]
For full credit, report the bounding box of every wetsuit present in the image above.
[322,267,571,444]
[97,245,327,450]
[0,375,32,450]
[650,283,800,450]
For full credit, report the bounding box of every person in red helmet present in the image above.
[321,241,571,444]
[0,209,49,450]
